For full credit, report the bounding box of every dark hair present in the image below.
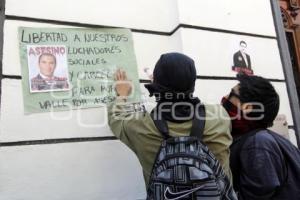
[237,74,280,128]
[38,53,56,65]
[240,41,247,46]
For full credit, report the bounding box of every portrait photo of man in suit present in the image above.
[232,40,254,75]
[30,53,69,93]
[233,41,252,69]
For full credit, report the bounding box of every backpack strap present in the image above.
[190,104,206,140]
[150,104,206,140]
[150,111,170,139]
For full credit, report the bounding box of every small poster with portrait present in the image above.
[231,40,254,75]
[27,45,70,93]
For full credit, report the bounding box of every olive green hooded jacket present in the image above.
[107,100,233,188]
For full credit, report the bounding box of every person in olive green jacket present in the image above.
[107,52,233,188]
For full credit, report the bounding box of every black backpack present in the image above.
[147,105,237,200]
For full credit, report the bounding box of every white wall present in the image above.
[1,79,112,142]
[0,0,296,200]
[177,0,276,36]
[5,0,179,32]
[5,0,276,36]
[135,30,183,80]
[289,129,298,147]
[180,28,284,79]
[0,141,146,200]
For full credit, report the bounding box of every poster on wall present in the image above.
[27,45,70,93]
[19,27,141,114]
[231,39,254,75]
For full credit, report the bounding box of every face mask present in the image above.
[221,97,258,137]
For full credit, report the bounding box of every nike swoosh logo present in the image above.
[164,185,206,200]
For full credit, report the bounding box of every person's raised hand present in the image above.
[114,69,132,97]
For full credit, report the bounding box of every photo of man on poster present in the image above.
[232,40,253,75]
[28,46,70,93]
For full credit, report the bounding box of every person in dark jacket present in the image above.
[221,74,300,199]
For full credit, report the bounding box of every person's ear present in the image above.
[241,103,253,114]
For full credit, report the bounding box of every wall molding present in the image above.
[2,74,22,79]
[0,124,296,147]
[5,14,277,39]
[0,136,118,147]
[3,75,285,83]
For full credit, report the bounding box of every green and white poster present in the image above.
[18,27,141,114]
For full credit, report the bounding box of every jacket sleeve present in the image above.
[239,147,283,200]
[106,100,145,152]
